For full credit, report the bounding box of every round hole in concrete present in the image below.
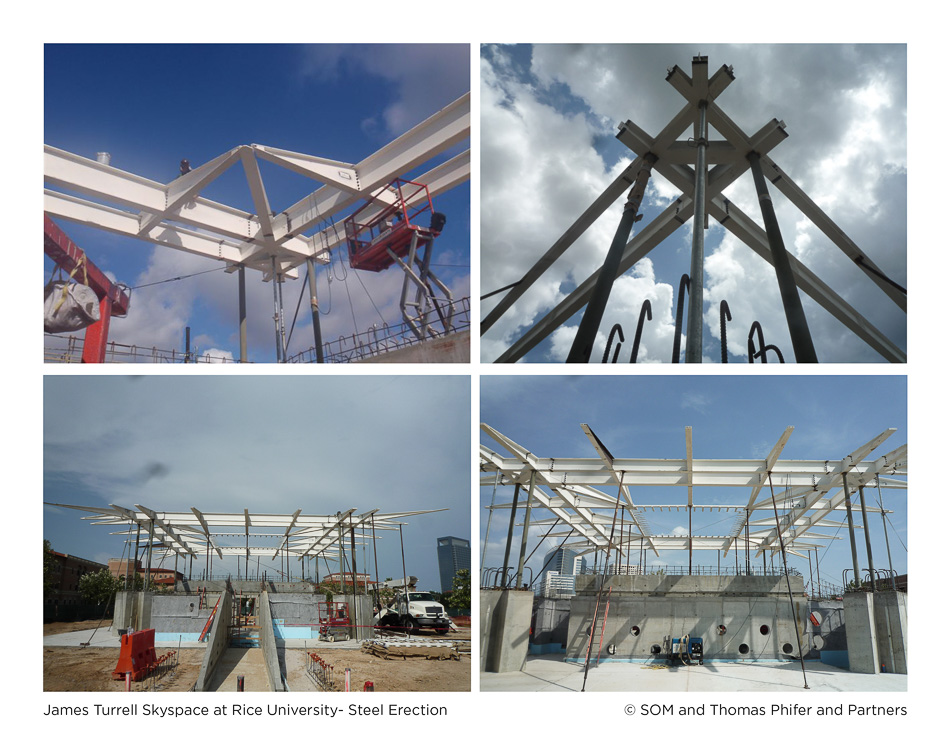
[739,643,750,655]
[782,643,793,654]
[759,624,770,635]
[651,644,661,655]
[717,624,726,635]
[607,644,617,655]
[631,625,640,636]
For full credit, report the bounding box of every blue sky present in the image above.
[480,375,907,593]
[43,375,470,592]
[44,44,470,362]
[480,44,907,363]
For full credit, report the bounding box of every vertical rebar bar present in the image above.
[685,101,708,363]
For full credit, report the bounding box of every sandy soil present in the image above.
[43,647,204,692]
[44,619,114,636]
[283,648,470,692]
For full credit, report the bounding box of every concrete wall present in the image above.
[565,575,808,662]
[149,594,209,640]
[195,588,233,692]
[481,589,534,673]
[843,592,879,674]
[361,330,469,364]
[873,590,908,674]
[259,590,284,692]
[531,598,571,649]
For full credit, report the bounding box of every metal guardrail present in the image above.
[287,296,470,364]
[44,296,470,364]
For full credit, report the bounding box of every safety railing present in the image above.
[288,296,470,364]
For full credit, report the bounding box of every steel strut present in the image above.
[567,156,656,363]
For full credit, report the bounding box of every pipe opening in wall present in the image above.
[651,644,661,655]
[739,643,750,655]
[607,644,616,655]
[717,624,726,634]
[782,643,793,654]
[631,625,640,636]
[760,624,770,635]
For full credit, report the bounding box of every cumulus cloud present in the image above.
[481,44,906,363]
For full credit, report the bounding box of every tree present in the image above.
[43,540,57,595]
[79,568,123,608]
[444,568,470,611]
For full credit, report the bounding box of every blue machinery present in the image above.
[669,636,704,665]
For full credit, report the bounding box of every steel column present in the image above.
[515,471,536,588]
[567,160,653,362]
[501,483,521,588]
[238,265,248,363]
[857,483,876,589]
[685,101,708,363]
[842,473,862,587]
[877,475,897,590]
[306,258,324,363]
[748,152,818,362]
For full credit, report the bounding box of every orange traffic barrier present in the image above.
[113,629,158,681]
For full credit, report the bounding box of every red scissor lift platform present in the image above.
[344,179,454,339]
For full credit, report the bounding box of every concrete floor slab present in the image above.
[209,648,270,692]
[480,654,907,693]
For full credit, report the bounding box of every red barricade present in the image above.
[113,628,159,681]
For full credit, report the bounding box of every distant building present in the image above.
[541,548,584,577]
[108,558,184,587]
[45,549,109,621]
[437,536,470,592]
[540,571,576,598]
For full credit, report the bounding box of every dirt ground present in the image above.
[283,647,470,692]
[44,618,114,636]
[44,646,205,692]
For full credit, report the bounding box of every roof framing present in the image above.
[44,93,470,281]
[480,423,906,562]
[46,503,446,562]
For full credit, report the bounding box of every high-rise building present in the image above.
[437,536,470,592]
[541,548,584,577]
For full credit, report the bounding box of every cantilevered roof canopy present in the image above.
[46,503,446,562]
[480,423,906,562]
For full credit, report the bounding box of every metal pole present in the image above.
[480,470,501,576]
[684,101,708,363]
[747,152,818,362]
[842,473,862,588]
[876,475,897,590]
[767,473,809,689]
[238,265,248,362]
[688,502,693,575]
[271,256,284,362]
[567,159,653,363]
[815,548,822,598]
[501,484,521,588]
[306,258,325,363]
[857,483,876,590]
[515,473,536,589]
[350,526,359,638]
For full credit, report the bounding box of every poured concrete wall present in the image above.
[531,598,571,647]
[195,588,233,692]
[873,590,908,674]
[259,590,286,692]
[150,595,209,639]
[360,330,469,364]
[566,575,807,662]
[843,592,879,673]
[481,589,534,673]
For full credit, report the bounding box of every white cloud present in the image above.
[481,44,907,363]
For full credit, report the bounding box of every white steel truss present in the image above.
[483,57,904,363]
[480,423,906,563]
[44,93,470,281]
[46,503,446,563]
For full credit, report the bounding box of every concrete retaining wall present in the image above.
[259,590,285,692]
[361,330,469,364]
[150,594,210,640]
[531,598,571,650]
[565,575,808,662]
[843,592,879,673]
[873,591,908,674]
[195,588,233,692]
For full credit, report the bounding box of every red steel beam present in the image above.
[44,215,130,315]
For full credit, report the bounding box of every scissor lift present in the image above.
[345,178,454,340]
